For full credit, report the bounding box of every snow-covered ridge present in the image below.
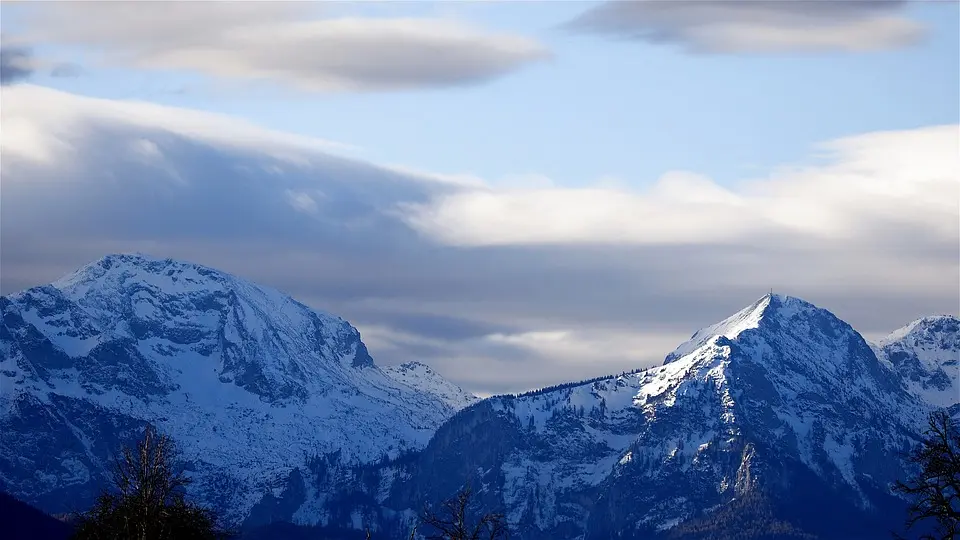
[879,314,959,354]
[12,252,375,403]
[0,253,474,524]
[56,254,335,321]
[382,361,478,411]
[663,294,770,364]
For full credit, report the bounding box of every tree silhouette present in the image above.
[72,425,228,540]
[894,410,960,540]
[412,485,508,540]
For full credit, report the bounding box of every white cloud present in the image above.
[13,2,549,91]
[398,125,959,249]
[567,0,926,54]
[484,329,685,369]
[0,85,357,168]
[682,15,922,53]
[130,138,163,160]
[487,330,570,346]
[284,190,321,215]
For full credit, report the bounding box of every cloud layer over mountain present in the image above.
[2,85,957,394]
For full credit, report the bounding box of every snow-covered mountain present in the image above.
[285,294,957,539]
[875,315,959,411]
[0,253,475,525]
[3,261,956,538]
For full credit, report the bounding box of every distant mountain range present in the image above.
[1,254,956,539]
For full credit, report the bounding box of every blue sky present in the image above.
[1,1,958,394]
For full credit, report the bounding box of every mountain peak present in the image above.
[877,314,959,408]
[880,314,959,348]
[54,252,235,293]
[395,361,433,371]
[2,254,475,523]
[663,293,820,364]
[11,253,380,404]
[75,252,181,272]
[48,253,349,349]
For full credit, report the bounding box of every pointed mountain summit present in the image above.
[663,293,830,364]
[662,293,914,407]
[297,294,939,539]
[0,253,475,524]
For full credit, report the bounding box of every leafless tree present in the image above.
[72,425,225,540]
[412,485,508,540]
[894,410,960,540]
[112,425,190,515]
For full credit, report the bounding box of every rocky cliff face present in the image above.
[0,253,474,525]
[290,295,957,539]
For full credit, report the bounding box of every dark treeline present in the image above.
[511,368,648,399]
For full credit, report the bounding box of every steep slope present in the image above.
[0,253,473,525]
[875,315,959,411]
[292,294,936,539]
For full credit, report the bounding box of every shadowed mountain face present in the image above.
[268,296,956,539]
[0,253,475,525]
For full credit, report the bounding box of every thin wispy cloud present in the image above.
[13,2,550,92]
[565,0,926,53]
[2,85,956,395]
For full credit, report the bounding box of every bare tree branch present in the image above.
[894,410,960,540]
[72,425,227,540]
[416,484,509,540]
